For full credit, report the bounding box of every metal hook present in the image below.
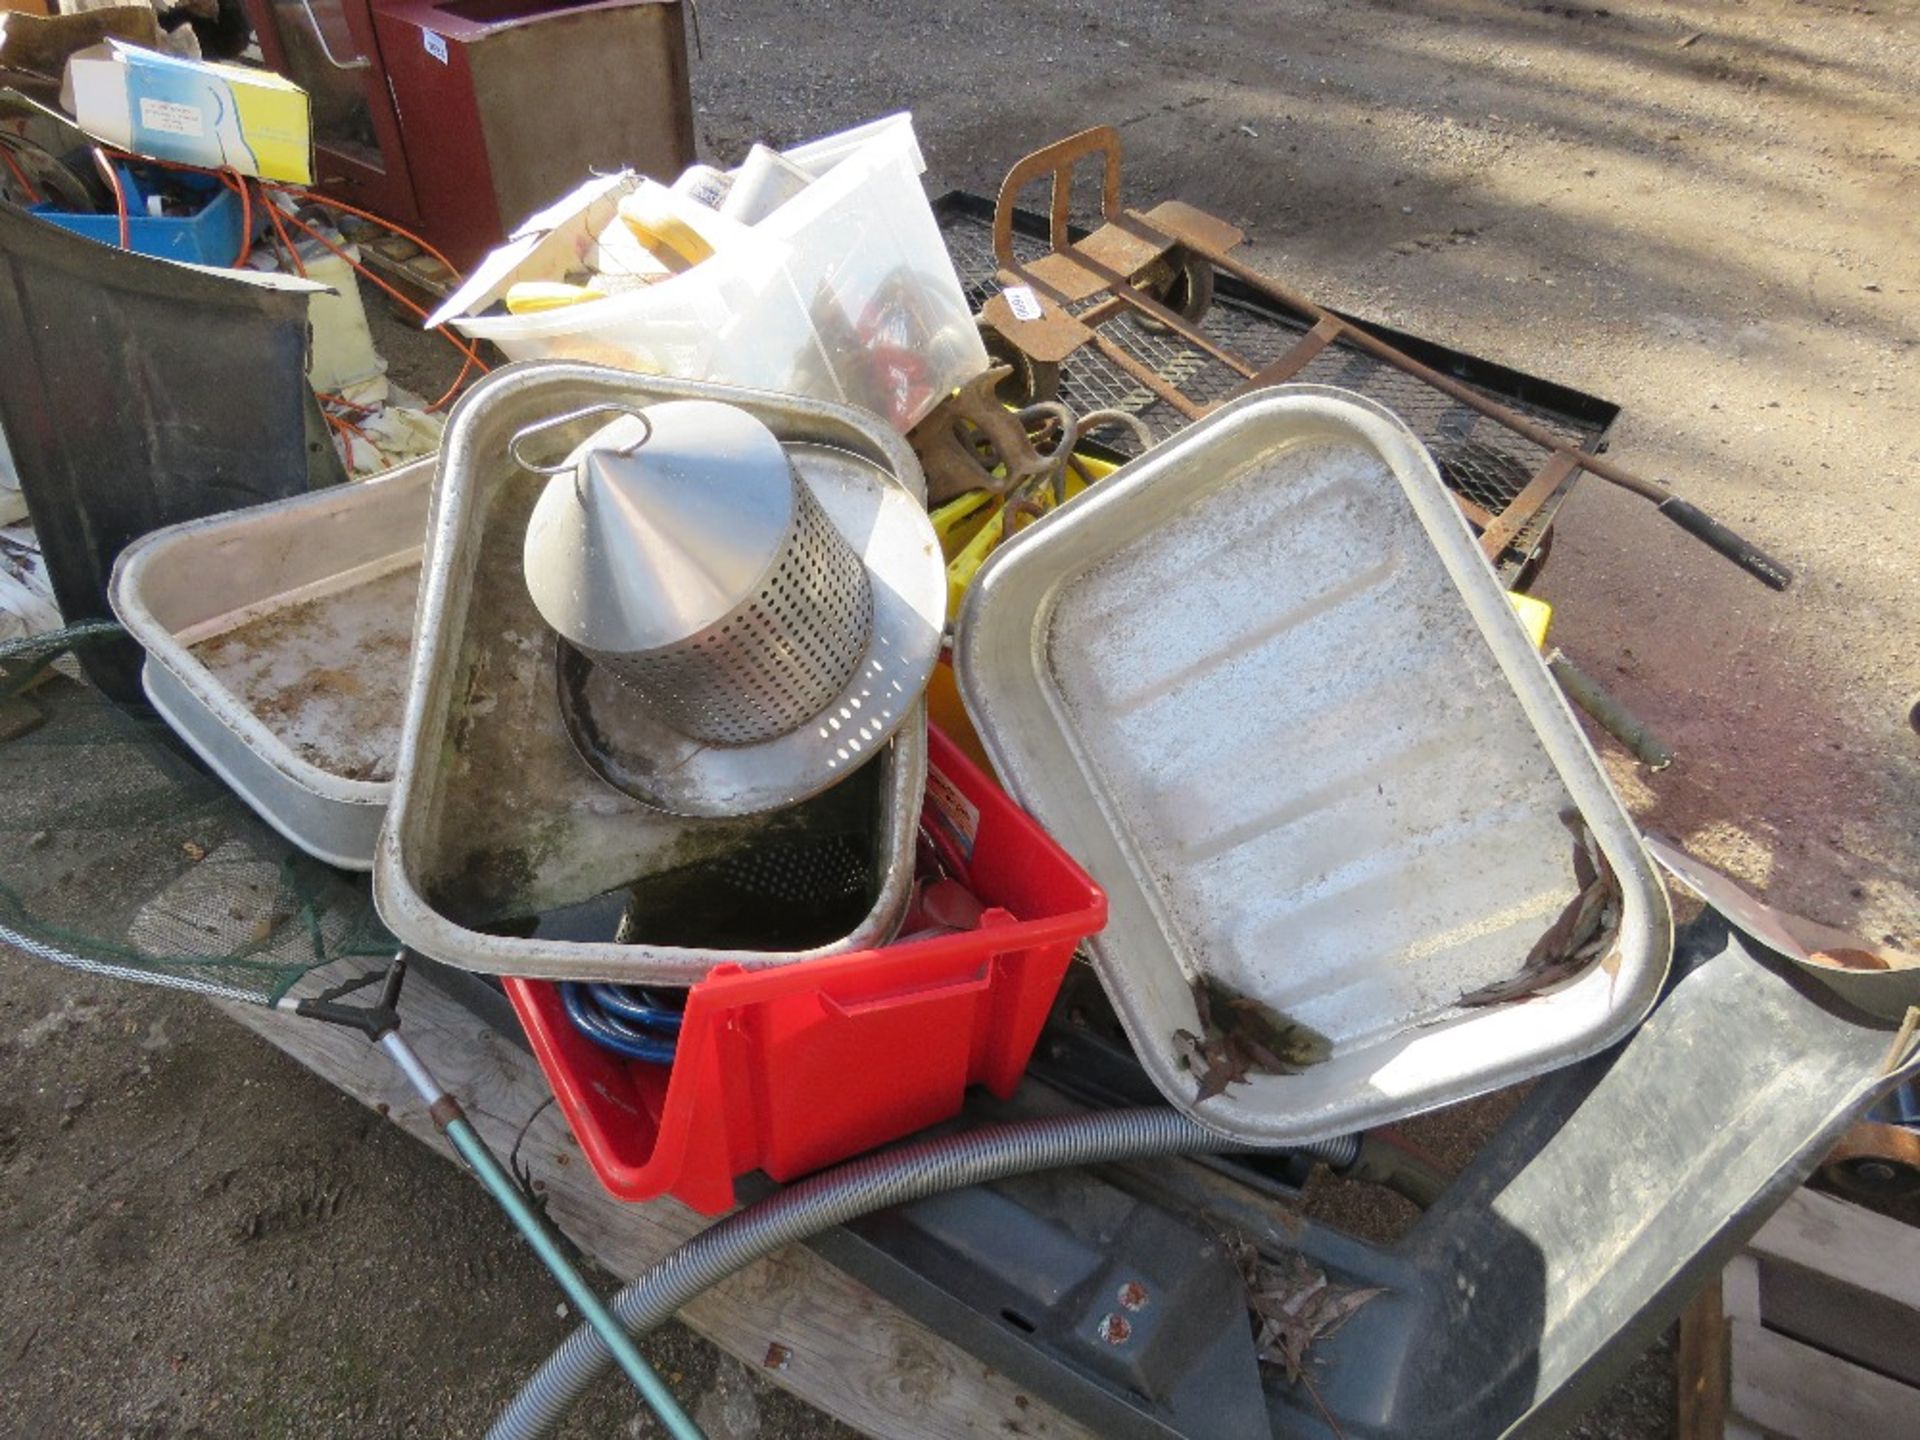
[508,404,655,475]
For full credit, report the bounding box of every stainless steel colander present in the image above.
[515,395,946,819]
[519,400,875,747]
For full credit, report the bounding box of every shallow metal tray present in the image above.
[373,362,927,983]
[109,460,432,871]
[956,387,1671,1144]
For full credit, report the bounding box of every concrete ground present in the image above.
[4,0,1916,1436]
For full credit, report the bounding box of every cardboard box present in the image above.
[66,40,311,183]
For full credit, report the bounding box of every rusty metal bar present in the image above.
[1088,331,1209,420]
[1453,493,1497,531]
[993,127,1125,267]
[1015,257,1256,380]
[1478,452,1581,562]
[1098,279,1259,379]
[1128,210,1792,590]
[1230,314,1345,396]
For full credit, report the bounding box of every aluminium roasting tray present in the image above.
[373,363,932,983]
[110,459,432,871]
[956,387,1671,1143]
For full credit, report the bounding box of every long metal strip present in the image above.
[1088,331,1210,420]
[1230,314,1345,396]
[1125,210,1670,503]
[1478,451,1582,561]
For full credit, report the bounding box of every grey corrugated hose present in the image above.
[488,1106,1359,1440]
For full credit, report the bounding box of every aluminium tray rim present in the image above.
[140,657,381,871]
[373,361,928,983]
[107,458,436,810]
[956,384,1672,1145]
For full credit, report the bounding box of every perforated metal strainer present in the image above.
[517,398,945,818]
[520,400,876,746]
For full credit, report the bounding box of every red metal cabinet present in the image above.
[246,0,694,269]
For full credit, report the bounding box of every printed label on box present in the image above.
[137,98,205,139]
[423,30,449,64]
[1003,284,1043,322]
[926,764,980,861]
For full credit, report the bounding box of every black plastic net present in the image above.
[0,625,391,1006]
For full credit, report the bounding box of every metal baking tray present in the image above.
[109,460,432,871]
[956,387,1671,1144]
[373,362,928,983]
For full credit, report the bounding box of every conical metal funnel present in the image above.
[521,399,874,746]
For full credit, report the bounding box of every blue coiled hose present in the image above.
[560,982,685,1064]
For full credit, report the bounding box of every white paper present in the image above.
[1003,284,1043,322]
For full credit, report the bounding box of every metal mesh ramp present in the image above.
[936,195,1618,581]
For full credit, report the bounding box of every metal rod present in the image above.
[1100,278,1256,377]
[1477,452,1580,562]
[1133,214,1794,590]
[1088,330,1207,419]
[1547,650,1674,770]
[291,0,372,71]
[1229,314,1344,395]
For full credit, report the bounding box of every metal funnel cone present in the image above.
[523,400,798,657]
[522,399,875,748]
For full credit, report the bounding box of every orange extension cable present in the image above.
[85,150,492,412]
[0,144,41,204]
[272,203,490,411]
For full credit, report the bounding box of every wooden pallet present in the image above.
[1678,1185,1920,1440]
[216,974,1098,1440]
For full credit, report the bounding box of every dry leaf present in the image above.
[1178,978,1331,1101]
[1458,822,1619,1007]
[1227,1234,1382,1391]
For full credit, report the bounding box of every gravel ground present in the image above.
[4,1,1917,1436]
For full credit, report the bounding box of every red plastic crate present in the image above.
[505,725,1107,1214]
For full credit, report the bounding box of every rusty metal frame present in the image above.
[983,127,1792,589]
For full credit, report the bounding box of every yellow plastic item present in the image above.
[504,281,605,315]
[616,194,717,273]
[1508,591,1553,651]
[935,452,1119,621]
[930,489,997,555]
[926,659,995,777]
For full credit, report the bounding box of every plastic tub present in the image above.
[31,168,244,266]
[453,116,986,432]
[505,725,1107,1213]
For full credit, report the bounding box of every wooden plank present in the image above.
[1728,1318,1919,1440]
[1747,1186,1920,1314]
[1746,1188,1920,1388]
[1676,1277,1728,1440]
[216,979,1098,1440]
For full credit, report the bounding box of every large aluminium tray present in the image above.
[956,387,1671,1143]
[373,363,930,983]
[109,460,432,871]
